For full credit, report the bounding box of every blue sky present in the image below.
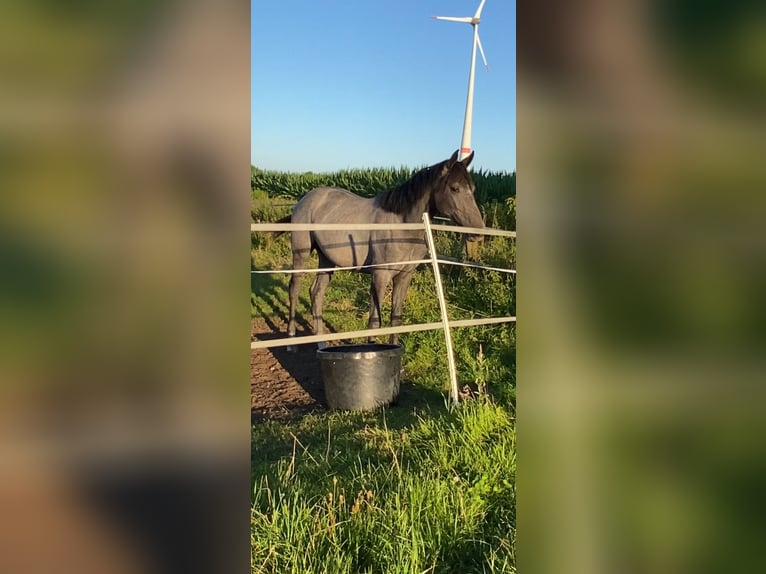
[251,1,515,173]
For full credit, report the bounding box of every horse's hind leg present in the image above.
[368,270,391,343]
[286,230,312,351]
[310,273,333,350]
[390,269,415,345]
[309,251,335,349]
[286,272,303,351]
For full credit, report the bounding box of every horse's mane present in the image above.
[377,160,446,215]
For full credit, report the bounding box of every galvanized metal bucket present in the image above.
[317,344,404,410]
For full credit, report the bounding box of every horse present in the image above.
[280,150,484,348]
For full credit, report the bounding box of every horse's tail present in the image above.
[273,215,291,237]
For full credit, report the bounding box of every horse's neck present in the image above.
[402,186,436,223]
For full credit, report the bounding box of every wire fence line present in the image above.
[250,222,515,237]
[250,215,516,402]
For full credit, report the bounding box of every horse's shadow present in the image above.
[252,272,328,410]
[251,271,346,336]
[253,333,327,409]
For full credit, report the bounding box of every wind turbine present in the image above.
[432,0,489,162]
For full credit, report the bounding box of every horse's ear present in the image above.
[448,150,459,167]
[461,151,474,167]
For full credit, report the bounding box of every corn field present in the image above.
[251,165,516,205]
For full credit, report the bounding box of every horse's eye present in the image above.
[450,185,460,193]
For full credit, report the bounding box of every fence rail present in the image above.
[429,223,516,238]
[251,222,425,232]
[251,259,433,275]
[250,316,516,350]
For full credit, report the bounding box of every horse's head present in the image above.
[432,150,485,240]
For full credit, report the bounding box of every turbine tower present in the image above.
[432,0,489,162]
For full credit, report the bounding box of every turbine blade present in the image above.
[432,16,473,23]
[475,0,487,20]
[476,32,489,71]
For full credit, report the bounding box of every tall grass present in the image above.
[252,399,515,573]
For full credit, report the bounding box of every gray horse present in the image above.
[280,150,484,348]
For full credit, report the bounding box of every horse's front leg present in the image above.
[367,271,389,343]
[390,270,415,345]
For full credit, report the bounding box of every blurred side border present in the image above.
[518,1,766,573]
[0,1,251,573]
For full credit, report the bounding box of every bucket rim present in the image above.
[317,343,404,359]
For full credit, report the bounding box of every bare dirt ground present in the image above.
[251,318,457,422]
[251,318,328,421]
[250,318,445,421]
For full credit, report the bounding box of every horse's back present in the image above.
[293,187,373,223]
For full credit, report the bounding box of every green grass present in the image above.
[252,399,515,573]
[252,168,515,573]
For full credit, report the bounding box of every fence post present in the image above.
[422,213,460,403]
